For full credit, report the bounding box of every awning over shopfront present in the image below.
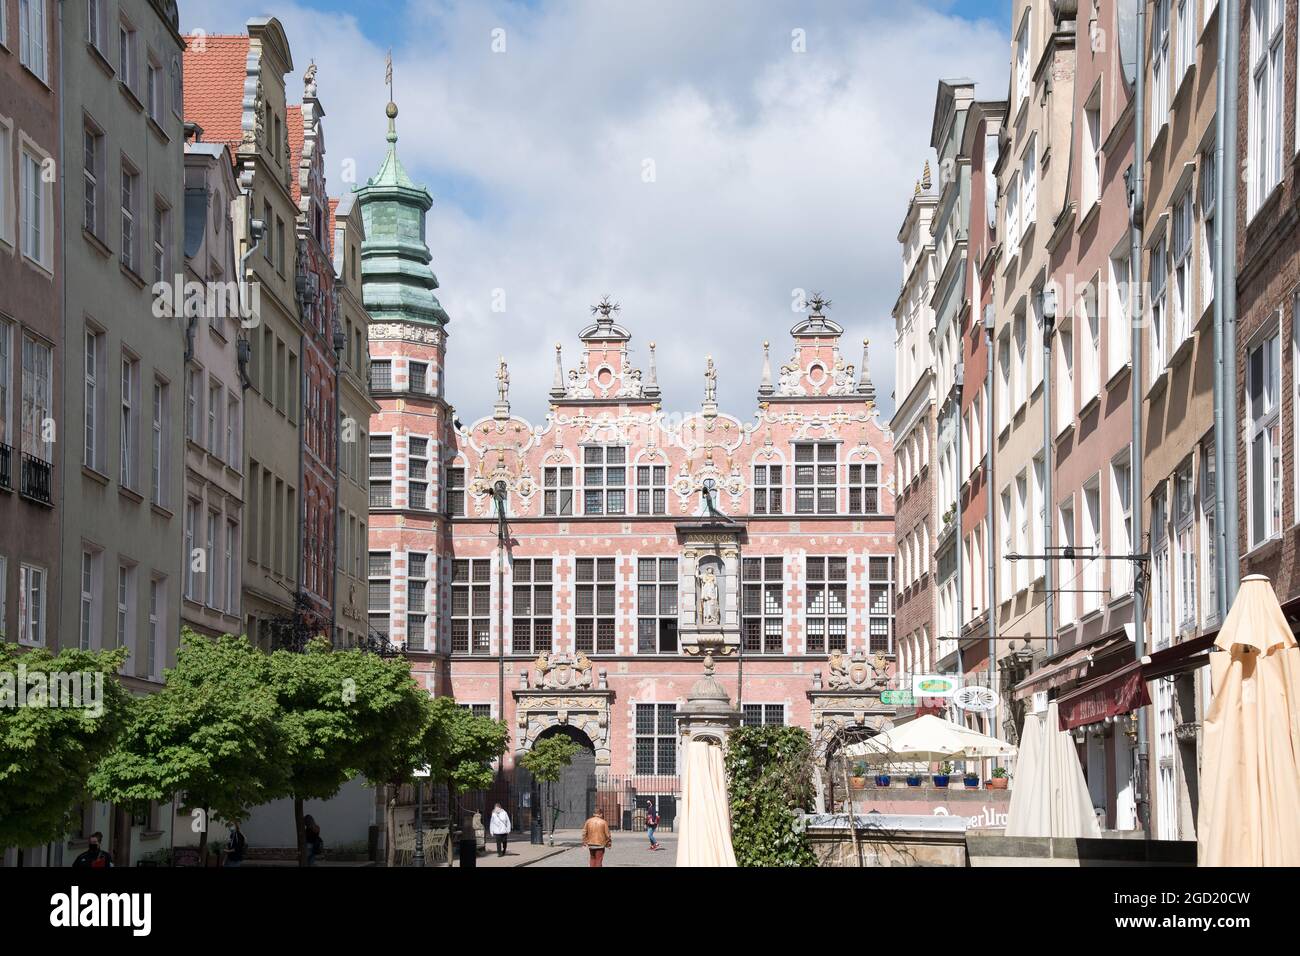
[1141,633,1215,681]
[1012,634,1130,701]
[1057,660,1150,731]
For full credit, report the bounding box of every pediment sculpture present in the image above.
[532,652,594,690]
[826,651,888,691]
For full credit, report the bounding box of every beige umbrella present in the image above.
[675,738,738,867]
[841,714,1016,762]
[1199,574,1300,866]
[1005,700,1101,838]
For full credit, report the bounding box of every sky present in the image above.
[180,0,1010,426]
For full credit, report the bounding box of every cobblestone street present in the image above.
[525,830,677,867]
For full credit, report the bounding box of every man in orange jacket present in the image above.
[581,807,613,867]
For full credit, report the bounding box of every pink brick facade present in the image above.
[367,300,896,775]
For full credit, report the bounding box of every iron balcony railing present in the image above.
[0,442,11,491]
[20,453,51,505]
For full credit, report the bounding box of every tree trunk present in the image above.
[197,807,209,863]
[294,796,306,867]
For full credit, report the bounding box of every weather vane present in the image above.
[590,294,621,318]
[807,291,832,314]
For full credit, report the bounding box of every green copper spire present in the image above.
[355,100,450,327]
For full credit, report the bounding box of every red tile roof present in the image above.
[183,35,250,161]
[287,104,304,204]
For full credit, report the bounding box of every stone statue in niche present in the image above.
[699,565,721,626]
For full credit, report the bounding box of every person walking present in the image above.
[303,815,324,866]
[71,832,113,868]
[489,803,512,857]
[581,807,613,867]
[645,806,661,850]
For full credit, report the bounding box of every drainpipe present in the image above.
[1042,286,1056,658]
[1129,0,1149,837]
[984,305,998,736]
[1213,0,1241,613]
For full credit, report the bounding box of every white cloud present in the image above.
[180,0,1006,424]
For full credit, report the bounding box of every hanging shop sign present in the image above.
[952,684,998,714]
[880,690,915,706]
[912,674,959,698]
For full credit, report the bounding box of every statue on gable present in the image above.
[699,566,721,626]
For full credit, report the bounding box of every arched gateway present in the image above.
[530,725,597,830]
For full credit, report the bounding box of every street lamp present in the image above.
[413,764,430,868]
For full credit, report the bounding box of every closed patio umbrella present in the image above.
[1004,700,1100,839]
[675,738,738,867]
[1198,574,1300,866]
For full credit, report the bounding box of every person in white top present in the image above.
[489,803,512,857]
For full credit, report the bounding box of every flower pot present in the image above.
[988,777,1008,790]
[933,774,950,788]
[963,776,981,789]
[906,775,922,787]
[850,776,866,790]
[875,775,891,787]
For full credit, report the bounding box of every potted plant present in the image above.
[933,761,952,788]
[849,762,867,791]
[906,773,922,787]
[988,767,1010,790]
[875,771,892,787]
[963,768,981,788]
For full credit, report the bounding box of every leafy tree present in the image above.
[0,644,134,853]
[268,638,430,865]
[89,632,284,856]
[725,725,816,867]
[520,734,580,842]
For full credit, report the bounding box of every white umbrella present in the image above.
[1005,700,1101,838]
[841,714,1017,763]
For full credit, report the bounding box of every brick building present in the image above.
[360,102,897,788]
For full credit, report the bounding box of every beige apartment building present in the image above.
[1138,0,1219,842]
[185,18,304,650]
[331,192,377,648]
[993,0,1074,687]
[179,135,244,638]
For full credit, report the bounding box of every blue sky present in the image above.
[181,1,1010,425]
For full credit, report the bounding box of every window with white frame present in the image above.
[1082,91,1102,210]
[636,463,668,515]
[445,464,465,516]
[805,556,848,653]
[1150,237,1168,381]
[997,330,1011,431]
[1154,676,1178,839]
[1082,477,1103,616]
[742,704,786,728]
[1020,135,1037,239]
[146,577,161,678]
[84,329,102,469]
[406,551,428,651]
[408,436,429,510]
[1014,9,1031,110]
[1000,486,1014,603]
[20,146,52,268]
[742,557,783,654]
[152,200,168,284]
[1080,284,1101,406]
[869,556,894,653]
[80,549,99,650]
[120,161,140,273]
[225,518,238,614]
[752,462,783,514]
[511,558,553,654]
[19,562,45,644]
[1200,441,1218,623]
[226,394,239,464]
[1015,469,1030,593]
[1005,175,1021,252]
[206,378,221,454]
[636,557,678,654]
[183,498,198,600]
[116,564,133,648]
[83,123,104,237]
[120,355,138,487]
[1249,0,1284,216]
[0,320,9,459]
[151,379,166,506]
[1247,325,1281,547]
[795,442,838,514]
[1200,151,1216,312]
[1029,290,1045,389]
[1108,248,1132,376]
[87,0,107,52]
[575,557,616,653]
[1110,449,1134,597]
[635,703,677,775]
[1055,315,1074,434]
[1151,0,1171,138]
[1032,454,1046,583]
[21,333,52,463]
[205,510,218,607]
[146,53,162,123]
[848,461,880,515]
[1058,496,1077,626]
[543,464,574,516]
[369,551,392,641]
[1172,189,1194,348]
[1151,487,1171,648]
[583,445,626,515]
[369,434,392,508]
[19,0,48,82]
[0,122,12,248]
[1012,312,1027,411]
[1176,0,1196,81]
[1174,459,1197,630]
